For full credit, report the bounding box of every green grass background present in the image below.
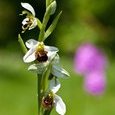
[0,49,115,115]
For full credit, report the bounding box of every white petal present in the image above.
[47,51,57,61]
[45,46,58,61]
[23,47,36,63]
[21,2,35,16]
[25,39,38,48]
[45,46,59,52]
[22,18,29,25]
[28,63,48,74]
[52,65,70,78]
[54,95,66,115]
[29,18,38,30]
[49,79,61,93]
[28,64,37,71]
[52,54,60,64]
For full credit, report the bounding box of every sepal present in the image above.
[49,78,61,93]
[28,63,48,74]
[52,65,70,78]
[21,2,35,16]
[54,94,66,115]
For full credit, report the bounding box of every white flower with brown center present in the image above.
[21,3,37,32]
[23,39,58,63]
[42,79,66,115]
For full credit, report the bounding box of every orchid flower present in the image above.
[28,53,70,78]
[42,78,66,115]
[21,3,37,32]
[23,39,58,63]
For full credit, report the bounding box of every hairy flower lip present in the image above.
[35,50,48,62]
[23,39,59,63]
[42,93,54,110]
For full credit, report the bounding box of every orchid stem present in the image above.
[37,74,42,115]
[43,109,52,115]
[38,3,52,42]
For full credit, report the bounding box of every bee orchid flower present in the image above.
[23,39,58,63]
[42,78,66,115]
[21,3,37,32]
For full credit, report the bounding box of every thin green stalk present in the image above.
[37,74,42,115]
[41,64,51,94]
[43,109,52,115]
[38,68,51,115]
[38,3,52,41]
[37,18,42,30]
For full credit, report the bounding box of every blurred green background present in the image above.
[0,0,115,115]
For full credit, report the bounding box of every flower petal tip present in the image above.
[55,95,66,115]
[21,2,35,16]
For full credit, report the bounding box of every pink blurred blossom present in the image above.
[74,43,107,75]
[84,71,106,95]
[74,43,107,95]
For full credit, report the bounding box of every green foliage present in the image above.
[54,0,115,55]
[0,50,115,115]
[44,11,62,40]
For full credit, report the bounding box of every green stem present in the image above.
[37,74,42,115]
[37,18,42,30]
[43,109,52,115]
[41,64,51,94]
[38,3,52,41]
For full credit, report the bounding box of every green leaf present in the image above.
[44,11,62,40]
[18,34,27,53]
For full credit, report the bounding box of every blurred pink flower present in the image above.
[84,71,106,95]
[74,43,107,75]
[74,43,107,95]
